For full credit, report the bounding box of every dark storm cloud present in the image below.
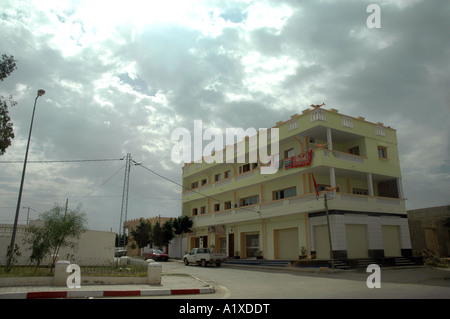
[0,0,449,230]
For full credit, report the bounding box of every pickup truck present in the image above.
[183,248,227,267]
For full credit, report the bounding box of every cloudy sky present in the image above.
[0,0,449,232]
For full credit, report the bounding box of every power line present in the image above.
[133,160,260,214]
[72,163,126,203]
[0,158,124,164]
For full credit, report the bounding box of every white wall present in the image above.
[0,223,115,266]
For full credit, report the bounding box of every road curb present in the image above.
[0,286,215,299]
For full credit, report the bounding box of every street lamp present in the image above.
[6,89,45,269]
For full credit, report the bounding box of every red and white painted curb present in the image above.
[0,287,214,299]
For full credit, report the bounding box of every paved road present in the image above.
[157,261,450,299]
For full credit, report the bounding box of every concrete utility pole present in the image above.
[118,153,132,248]
[324,193,335,270]
[323,185,339,270]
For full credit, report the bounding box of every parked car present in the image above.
[143,249,169,261]
[115,247,127,257]
[183,248,227,267]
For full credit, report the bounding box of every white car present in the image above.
[183,248,227,267]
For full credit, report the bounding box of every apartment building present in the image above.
[181,105,412,262]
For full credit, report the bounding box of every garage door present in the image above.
[314,225,330,260]
[275,228,299,260]
[346,224,368,259]
[382,225,401,257]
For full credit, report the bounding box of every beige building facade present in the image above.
[182,105,413,263]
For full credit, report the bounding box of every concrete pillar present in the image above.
[367,173,374,196]
[396,177,404,199]
[147,262,162,285]
[326,127,333,150]
[53,260,70,286]
[329,167,336,189]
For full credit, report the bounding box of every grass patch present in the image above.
[81,265,147,277]
[0,266,53,277]
[0,264,148,278]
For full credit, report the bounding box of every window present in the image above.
[240,195,259,206]
[201,179,207,186]
[377,146,388,159]
[252,162,258,169]
[224,201,232,210]
[192,208,198,216]
[348,146,360,156]
[376,125,385,136]
[311,109,326,122]
[219,237,227,254]
[245,234,260,258]
[342,116,353,128]
[200,206,206,214]
[273,187,297,200]
[214,203,220,212]
[224,170,231,179]
[241,164,251,173]
[191,181,198,189]
[287,119,298,131]
[353,188,368,195]
[215,173,221,182]
[284,148,294,159]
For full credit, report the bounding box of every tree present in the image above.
[0,54,17,155]
[150,220,175,250]
[130,218,153,249]
[24,203,88,272]
[161,220,175,248]
[172,215,193,237]
[151,221,164,249]
[24,225,50,270]
[172,215,193,256]
[5,244,21,272]
[0,54,17,80]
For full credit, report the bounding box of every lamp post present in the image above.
[6,89,45,269]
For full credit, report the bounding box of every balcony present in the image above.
[190,190,406,228]
[183,123,400,204]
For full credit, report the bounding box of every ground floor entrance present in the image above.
[346,224,369,259]
[187,210,411,261]
[309,211,411,260]
[274,228,299,260]
[241,233,260,258]
[382,225,402,257]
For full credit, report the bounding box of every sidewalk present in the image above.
[0,275,214,299]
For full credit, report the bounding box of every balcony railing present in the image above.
[332,150,366,164]
[189,192,405,227]
[183,149,371,200]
